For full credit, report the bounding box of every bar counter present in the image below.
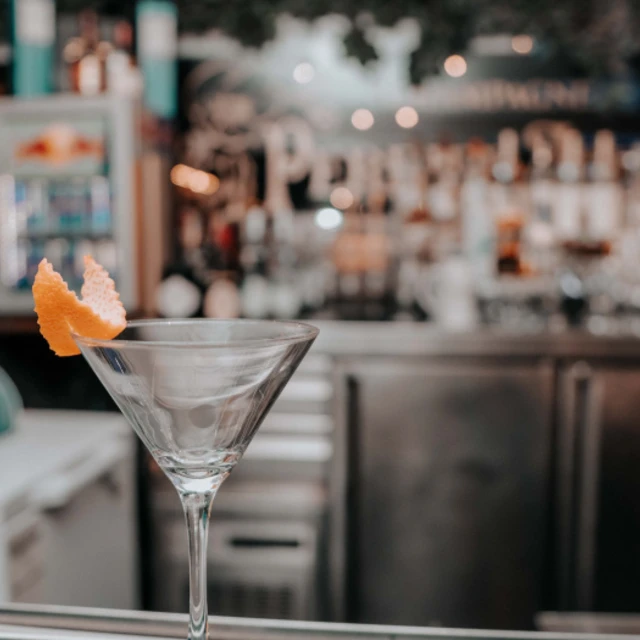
[278,320,640,628]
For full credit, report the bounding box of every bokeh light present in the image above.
[330,187,355,210]
[351,108,374,131]
[293,62,315,84]
[395,106,419,129]
[444,54,467,78]
[314,207,344,230]
[511,35,534,55]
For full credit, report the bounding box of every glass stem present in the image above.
[181,491,215,640]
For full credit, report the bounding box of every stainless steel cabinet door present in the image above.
[557,362,640,614]
[336,358,554,629]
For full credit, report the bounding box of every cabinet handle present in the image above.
[329,369,360,622]
[558,361,603,610]
[345,374,361,622]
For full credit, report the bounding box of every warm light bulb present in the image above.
[171,164,220,195]
[203,174,220,195]
[188,171,209,193]
[351,109,374,131]
[395,106,419,129]
[330,187,354,210]
[511,34,534,55]
[293,62,315,84]
[444,54,467,78]
[170,164,190,187]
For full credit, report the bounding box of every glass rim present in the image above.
[71,318,319,351]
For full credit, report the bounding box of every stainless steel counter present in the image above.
[0,604,632,640]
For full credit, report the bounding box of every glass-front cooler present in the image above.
[0,94,139,313]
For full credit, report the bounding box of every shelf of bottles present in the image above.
[170,121,640,330]
[8,174,117,293]
[0,91,138,312]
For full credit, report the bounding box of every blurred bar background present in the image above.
[1,0,640,635]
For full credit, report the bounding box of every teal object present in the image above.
[0,367,23,435]
[136,0,177,119]
[11,0,56,96]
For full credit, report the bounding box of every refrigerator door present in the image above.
[334,357,554,629]
[557,362,640,614]
[0,94,138,313]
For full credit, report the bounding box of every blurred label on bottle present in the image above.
[586,183,622,241]
[138,9,177,58]
[554,184,582,240]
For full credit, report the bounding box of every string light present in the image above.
[512,35,534,55]
[351,109,374,131]
[395,106,419,129]
[330,187,354,210]
[170,164,220,195]
[444,54,467,78]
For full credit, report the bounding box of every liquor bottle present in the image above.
[553,128,584,242]
[239,204,270,318]
[269,210,302,319]
[586,130,622,243]
[427,140,461,225]
[618,143,640,310]
[136,0,178,120]
[525,131,556,275]
[65,9,110,95]
[106,20,142,96]
[203,218,242,320]
[624,143,640,229]
[491,128,527,275]
[460,138,494,281]
[11,0,55,96]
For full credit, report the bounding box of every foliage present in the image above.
[175,0,640,82]
[45,0,640,82]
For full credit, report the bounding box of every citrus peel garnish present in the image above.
[33,256,126,357]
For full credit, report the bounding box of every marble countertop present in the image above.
[0,410,130,513]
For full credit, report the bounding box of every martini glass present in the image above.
[72,319,319,640]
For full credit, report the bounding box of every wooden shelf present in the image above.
[0,316,39,334]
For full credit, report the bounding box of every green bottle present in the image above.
[11,0,55,96]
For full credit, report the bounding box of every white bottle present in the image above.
[526,133,557,273]
[460,141,495,281]
[586,130,622,242]
[553,128,584,241]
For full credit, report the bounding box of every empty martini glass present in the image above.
[72,319,319,640]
